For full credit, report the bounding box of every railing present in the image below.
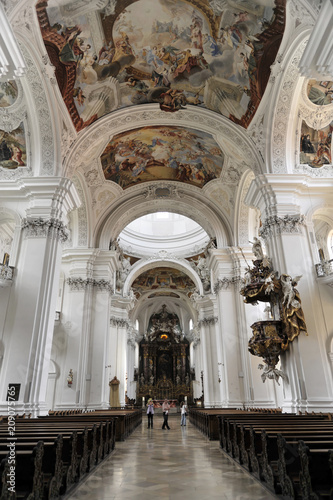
[315,259,333,278]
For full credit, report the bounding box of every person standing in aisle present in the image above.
[162,399,170,429]
[180,401,187,426]
[147,399,154,428]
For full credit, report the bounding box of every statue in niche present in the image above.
[140,373,145,385]
[149,374,154,385]
[250,237,264,260]
[67,369,73,386]
[176,374,180,385]
[194,256,209,280]
[117,255,131,288]
[185,373,190,386]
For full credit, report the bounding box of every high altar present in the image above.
[137,305,192,402]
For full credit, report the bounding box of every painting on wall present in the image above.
[0,123,27,169]
[132,267,195,292]
[0,82,18,108]
[300,120,332,168]
[101,125,223,189]
[307,80,333,106]
[36,0,286,130]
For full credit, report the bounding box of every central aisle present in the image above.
[67,415,277,499]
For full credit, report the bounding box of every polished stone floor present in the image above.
[67,415,277,500]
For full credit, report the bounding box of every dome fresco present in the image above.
[132,267,196,293]
[101,125,224,188]
[307,80,333,106]
[36,0,286,130]
[0,82,18,108]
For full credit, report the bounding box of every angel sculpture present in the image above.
[280,274,302,310]
[258,363,287,385]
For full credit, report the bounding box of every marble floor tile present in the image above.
[66,415,277,500]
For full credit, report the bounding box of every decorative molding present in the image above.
[260,215,305,239]
[272,39,308,174]
[66,277,113,293]
[93,279,113,293]
[110,316,129,328]
[66,277,93,291]
[187,327,200,347]
[142,184,185,199]
[0,3,26,80]
[198,316,218,327]
[65,107,261,177]
[20,43,55,176]
[214,276,242,294]
[298,0,333,79]
[127,326,142,347]
[288,0,316,28]
[0,263,14,287]
[72,176,88,247]
[294,163,333,177]
[22,218,68,242]
[238,172,255,245]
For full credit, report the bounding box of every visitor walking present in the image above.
[180,401,187,426]
[162,398,170,429]
[147,399,154,428]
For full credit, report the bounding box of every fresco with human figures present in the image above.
[101,126,223,188]
[132,267,195,292]
[36,0,285,130]
[307,80,333,106]
[300,120,332,168]
[0,82,18,108]
[0,123,27,169]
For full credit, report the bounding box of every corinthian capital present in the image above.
[260,215,305,239]
[22,218,68,243]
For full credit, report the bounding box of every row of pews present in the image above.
[190,408,333,499]
[0,408,142,499]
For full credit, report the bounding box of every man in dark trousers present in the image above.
[162,399,170,429]
[147,399,154,428]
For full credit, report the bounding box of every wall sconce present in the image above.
[67,369,73,386]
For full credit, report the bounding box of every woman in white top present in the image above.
[180,401,187,426]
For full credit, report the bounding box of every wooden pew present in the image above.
[215,411,333,499]
[0,412,119,499]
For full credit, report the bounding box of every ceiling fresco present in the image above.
[36,0,285,130]
[0,123,27,169]
[300,120,332,168]
[132,267,196,292]
[101,125,223,188]
[307,80,333,106]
